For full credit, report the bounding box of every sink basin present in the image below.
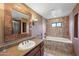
[18,40,36,50]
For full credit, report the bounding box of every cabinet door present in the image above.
[24,42,44,56]
[35,51,41,56]
[41,47,44,56]
[26,45,40,56]
[40,42,44,56]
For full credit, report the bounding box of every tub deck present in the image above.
[44,36,75,56]
[46,37,72,43]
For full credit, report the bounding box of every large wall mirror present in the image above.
[12,19,21,34]
[3,4,32,48]
[12,9,31,35]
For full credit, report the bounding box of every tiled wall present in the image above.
[4,4,31,42]
[4,3,46,42]
[44,40,75,55]
[0,4,4,45]
[46,16,69,38]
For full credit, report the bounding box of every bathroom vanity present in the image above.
[0,4,44,56]
[25,41,44,56]
[0,38,44,56]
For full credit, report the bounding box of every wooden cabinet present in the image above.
[24,41,44,56]
[40,42,44,56]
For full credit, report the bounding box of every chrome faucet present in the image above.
[27,40,29,42]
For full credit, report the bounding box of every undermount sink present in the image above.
[18,40,36,50]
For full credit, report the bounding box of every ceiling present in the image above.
[26,3,76,19]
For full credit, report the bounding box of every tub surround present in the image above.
[46,16,69,38]
[0,37,44,56]
[44,37,75,56]
[46,37,72,43]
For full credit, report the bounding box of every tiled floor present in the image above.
[44,52,54,56]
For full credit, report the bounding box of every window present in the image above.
[57,22,62,27]
[52,22,57,27]
[52,22,62,27]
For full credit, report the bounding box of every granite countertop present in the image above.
[0,37,43,56]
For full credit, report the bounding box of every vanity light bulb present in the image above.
[34,19,38,21]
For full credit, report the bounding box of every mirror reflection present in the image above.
[12,10,30,34]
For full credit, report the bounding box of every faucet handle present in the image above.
[27,40,29,42]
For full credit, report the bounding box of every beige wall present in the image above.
[46,16,69,38]
[69,4,79,55]
[0,4,4,45]
[69,12,74,40]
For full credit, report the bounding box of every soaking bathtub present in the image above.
[45,36,72,43]
[44,36,75,55]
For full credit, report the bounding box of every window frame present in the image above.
[52,22,62,27]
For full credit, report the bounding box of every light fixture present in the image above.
[33,19,38,21]
[15,4,22,9]
[32,19,38,26]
